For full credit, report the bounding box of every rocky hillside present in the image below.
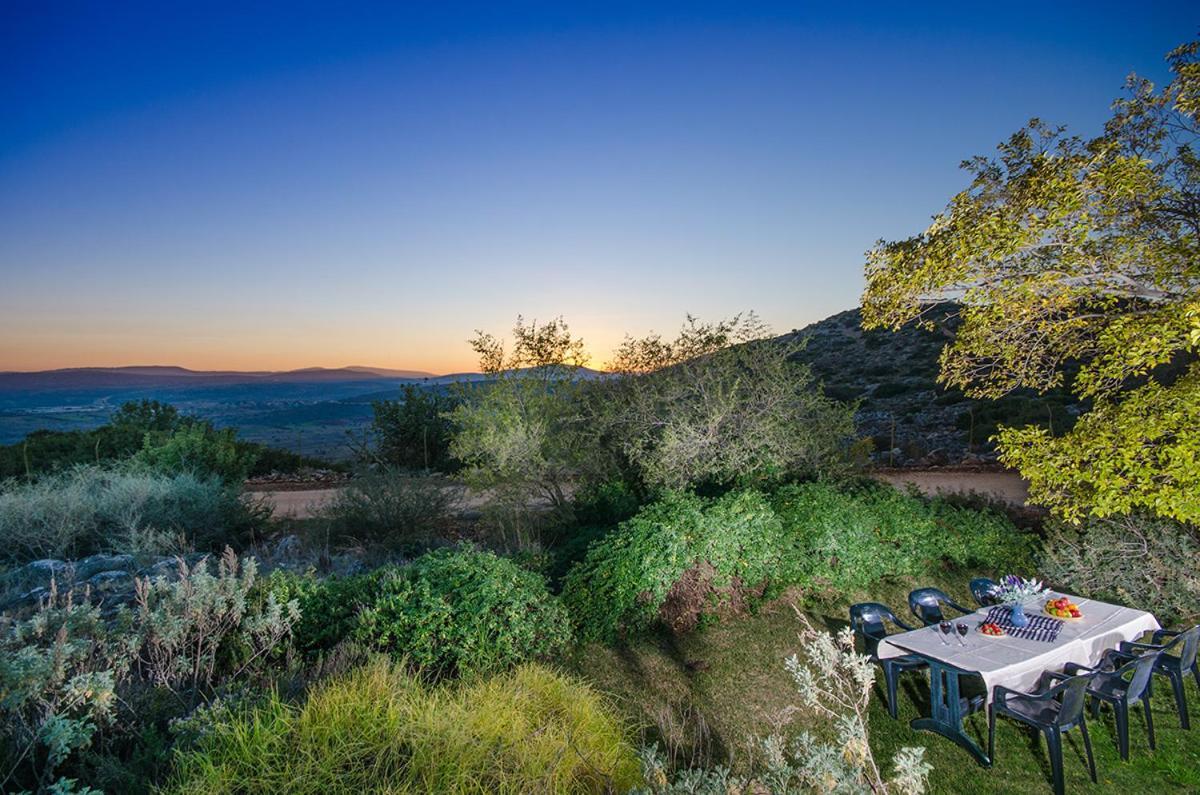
[785,307,1083,467]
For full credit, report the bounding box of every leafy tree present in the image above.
[862,41,1200,523]
[0,400,184,479]
[370,385,459,471]
[447,316,589,542]
[585,313,857,492]
[135,424,258,484]
[106,400,183,452]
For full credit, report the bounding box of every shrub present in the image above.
[769,482,1033,599]
[634,614,930,794]
[165,659,641,795]
[0,465,266,564]
[572,478,642,527]
[134,549,300,694]
[561,491,789,642]
[135,424,258,485]
[0,550,298,791]
[259,568,383,657]
[0,582,138,791]
[355,548,572,678]
[319,472,458,552]
[1040,514,1200,623]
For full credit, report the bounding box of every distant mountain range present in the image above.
[0,313,1080,465]
[0,365,437,391]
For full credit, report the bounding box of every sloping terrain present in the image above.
[787,307,1082,466]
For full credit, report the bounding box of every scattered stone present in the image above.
[75,554,135,581]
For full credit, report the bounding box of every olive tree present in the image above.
[586,313,857,492]
[862,41,1200,523]
[446,316,589,543]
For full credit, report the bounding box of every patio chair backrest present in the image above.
[1123,650,1159,701]
[908,587,954,626]
[969,577,999,607]
[1169,625,1200,670]
[1053,674,1092,727]
[849,602,903,656]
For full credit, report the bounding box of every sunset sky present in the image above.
[0,2,1191,373]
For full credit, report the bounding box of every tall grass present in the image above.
[0,465,264,564]
[167,659,642,794]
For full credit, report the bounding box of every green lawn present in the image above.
[569,575,1200,793]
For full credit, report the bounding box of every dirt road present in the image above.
[253,469,1031,520]
[254,488,342,519]
[871,469,1029,505]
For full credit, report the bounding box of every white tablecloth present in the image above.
[877,592,1161,705]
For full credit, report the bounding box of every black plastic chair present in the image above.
[1051,649,1161,760]
[1119,625,1200,729]
[969,577,1000,607]
[989,674,1098,795]
[849,602,929,719]
[908,587,974,626]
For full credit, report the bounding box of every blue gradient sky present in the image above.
[0,2,1192,372]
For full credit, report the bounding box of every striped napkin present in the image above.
[984,606,1063,642]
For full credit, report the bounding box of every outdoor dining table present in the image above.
[877,592,1160,766]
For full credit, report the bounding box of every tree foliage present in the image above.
[861,41,1200,523]
[586,314,856,491]
[370,385,459,472]
[447,316,591,542]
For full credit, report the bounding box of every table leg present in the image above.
[911,660,991,767]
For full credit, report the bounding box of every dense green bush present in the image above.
[319,472,458,552]
[165,659,641,794]
[1040,514,1200,623]
[259,567,384,657]
[562,484,1033,641]
[562,491,790,641]
[572,478,643,527]
[770,481,1034,598]
[355,548,572,678]
[0,465,267,564]
[135,424,258,484]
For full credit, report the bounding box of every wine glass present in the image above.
[939,621,952,645]
[955,623,969,646]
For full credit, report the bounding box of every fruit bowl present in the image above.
[978,622,1006,637]
[1044,597,1083,620]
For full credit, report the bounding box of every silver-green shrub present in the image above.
[0,550,298,790]
[1040,514,1200,623]
[635,613,931,795]
[0,466,264,563]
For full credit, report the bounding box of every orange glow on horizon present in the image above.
[0,331,623,375]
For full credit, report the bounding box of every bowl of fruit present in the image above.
[1044,597,1082,619]
[978,622,1006,637]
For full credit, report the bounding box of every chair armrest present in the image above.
[993,684,1053,708]
[1119,640,1165,655]
[1060,662,1096,676]
[892,617,917,633]
[1152,629,1180,644]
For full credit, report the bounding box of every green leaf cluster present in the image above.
[562,484,1032,641]
[861,40,1200,523]
[355,548,572,678]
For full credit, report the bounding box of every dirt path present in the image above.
[871,469,1029,505]
[254,488,342,519]
[254,469,1032,519]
